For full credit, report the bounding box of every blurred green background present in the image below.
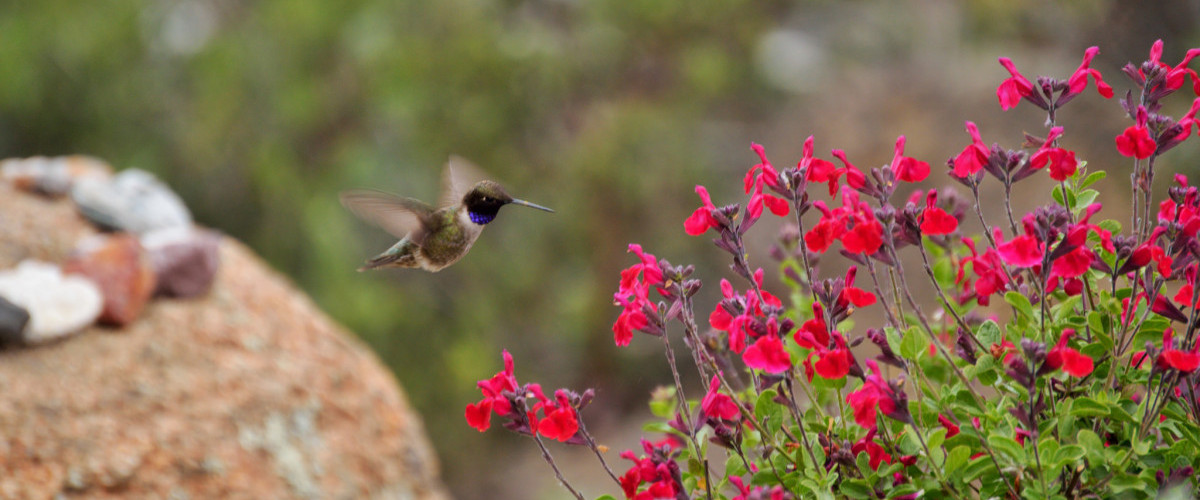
[1,0,1196,498]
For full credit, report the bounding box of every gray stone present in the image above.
[71,168,192,234]
[0,295,30,345]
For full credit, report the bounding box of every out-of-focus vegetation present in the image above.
[2,0,1195,497]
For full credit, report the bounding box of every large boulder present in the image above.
[0,181,448,499]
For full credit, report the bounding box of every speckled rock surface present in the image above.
[0,182,449,499]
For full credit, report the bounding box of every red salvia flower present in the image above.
[995,229,1044,268]
[938,414,961,438]
[466,350,520,432]
[839,266,877,308]
[701,374,741,421]
[1045,329,1094,377]
[1116,106,1157,159]
[851,428,893,470]
[891,135,930,183]
[1066,46,1114,99]
[952,121,991,178]
[684,185,721,235]
[535,390,580,442]
[1144,39,1200,95]
[996,57,1035,110]
[1157,328,1200,373]
[919,189,958,235]
[1029,127,1080,181]
[799,136,843,196]
[743,334,792,374]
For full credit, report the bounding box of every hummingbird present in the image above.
[339,156,554,272]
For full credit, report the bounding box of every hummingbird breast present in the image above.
[415,207,485,271]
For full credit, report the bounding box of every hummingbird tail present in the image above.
[358,252,405,271]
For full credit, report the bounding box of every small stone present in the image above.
[71,168,192,234]
[63,234,157,326]
[0,295,30,344]
[0,260,103,343]
[2,156,112,197]
[141,227,221,298]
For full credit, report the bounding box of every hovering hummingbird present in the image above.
[339,156,554,272]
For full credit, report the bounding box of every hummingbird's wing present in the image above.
[339,189,437,243]
[439,155,490,208]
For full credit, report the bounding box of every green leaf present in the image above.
[1109,474,1147,494]
[839,480,873,499]
[1005,291,1036,321]
[1070,397,1110,418]
[977,320,1002,346]
[944,445,971,477]
[900,326,928,361]
[988,434,1025,462]
[885,328,903,359]
[594,496,618,500]
[1053,444,1085,469]
[1080,169,1106,189]
[926,428,948,455]
[961,455,995,482]
[754,389,780,422]
[1074,189,1099,211]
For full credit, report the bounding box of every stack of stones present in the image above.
[0,156,220,345]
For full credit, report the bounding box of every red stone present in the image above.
[62,234,156,326]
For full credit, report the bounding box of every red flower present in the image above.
[799,136,844,196]
[851,428,892,470]
[846,360,905,429]
[811,334,853,380]
[743,335,792,374]
[839,266,876,308]
[842,219,885,254]
[535,390,580,442]
[745,144,789,218]
[1144,39,1200,95]
[1049,245,1094,281]
[700,374,740,421]
[794,303,830,349]
[1045,329,1094,377]
[619,443,680,500]
[466,350,520,432]
[952,121,991,178]
[1066,46,1114,99]
[996,57,1034,110]
[832,149,867,191]
[938,414,960,438]
[613,244,662,347]
[995,229,1044,268]
[957,237,1009,305]
[891,136,929,183]
[1156,328,1200,373]
[919,189,958,235]
[684,185,721,235]
[1116,106,1157,159]
[1029,127,1079,181]
[804,206,844,253]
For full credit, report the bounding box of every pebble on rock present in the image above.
[141,227,222,298]
[0,260,103,344]
[63,234,157,327]
[0,295,31,345]
[1,156,113,197]
[71,168,192,234]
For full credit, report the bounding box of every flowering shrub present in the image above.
[466,40,1200,499]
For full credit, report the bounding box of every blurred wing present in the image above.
[339,189,436,242]
[439,155,489,208]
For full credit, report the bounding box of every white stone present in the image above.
[0,260,103,343]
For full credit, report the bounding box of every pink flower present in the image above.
[919,189,958,235]
[684,185,721,235]
[1116,106,1157,159]
[996,57,1034,110]
[743,335,792,374]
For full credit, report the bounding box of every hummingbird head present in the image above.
[463,181,554,225]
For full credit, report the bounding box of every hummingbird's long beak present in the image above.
[509,198,555,213]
